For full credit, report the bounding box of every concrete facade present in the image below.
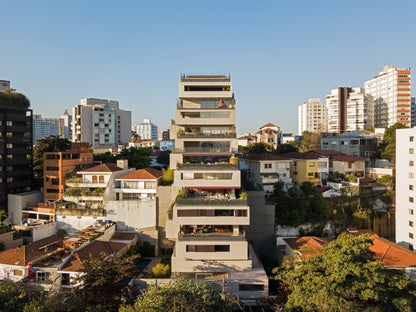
[298,98,327,134]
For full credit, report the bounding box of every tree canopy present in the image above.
[274,233,416,311]
[381,122,407,163]
[33,135,71,176]
[298,131,321,152]
[120,277,241,312]
[94,147,153,169]
[273,143,298,155]
[0,89,30,109]
[244,141,272,154]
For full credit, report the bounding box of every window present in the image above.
[309,162,315,167]
[410,209,414,215]
[46,166,59,171]
[410,233,414,239]
[14,270,23,276]
[92,176,97,183]
[410,161,414,167]
[410,136,414,142]
[6,121,12,126]
[410,197,414,203]
[410,148,414,154]
[410,172,414,179]
[410,221,414,227]
[6,144,12,149]
[99,176,104,183]
[410,185,414,190]
[6,177,12,182]
[264,163,272,169]
[308,172,314,176]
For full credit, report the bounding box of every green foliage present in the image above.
[382,122,407,163]
[118,147,152,169]
[152,263,170,278]
[123,240,155,258]
[0,283,29,312]
[161,167,174,186]
[345,174,357,183]
[33,135,71,177]
[366,126,375,132]
[377,175,393,187]
[327,171,346,183]
[298,131,321,152]
[156,150,171,167]
[271,182,330,227]
[0,89,30,109]
[273,143,298,155]
[120,277,241,312]
[239,191,248,199]
[246,141,272,154]
[93,151,117,163]
[56,229,68,237]
[73,253,140,311]
[0,209,7,225]
[274,234,416,311]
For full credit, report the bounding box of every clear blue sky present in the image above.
[1,0,416,134]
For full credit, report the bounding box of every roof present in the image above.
[241,154,289,161]
[307,150,346,157]
[238,135,257,140]
[130,139,154,143]
[79,163,122,173]
[60,240,127,272]
[283,236,329,260]
[260,123,277,128]
[371,236,416,267]
[280,152,319,160]
[332,155,366,162]
[118,168,163,180]
[0,235,63,266]
[111,231,138,241]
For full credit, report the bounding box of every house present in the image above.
[332,155,366,177]
[239,154,292,192]
[277,236,329,262]
[256,123,282,149]
[238,134,257,147]
[280,152,322,186]
[0,235,64,282]
[128,139,156,148]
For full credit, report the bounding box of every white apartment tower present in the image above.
[168,75,267,297]
[326,87,374,134]
[72,98,131,149]
[396,128,416,251]
[132,119,158,140]
[60,110,72,140]
[298,98,327,135]
[364,65,411,128]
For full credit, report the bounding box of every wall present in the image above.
[56,215,106,234]
[104,200,156,230]
[0,264,27,282]
[8,191,43,225]
[0,231,23,249]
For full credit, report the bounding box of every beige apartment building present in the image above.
[167,75,268,299]
[298,98,327,134]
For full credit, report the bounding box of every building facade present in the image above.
[364,65,411,128]
[60,110,72,140]
[256,123,282,149]
[396,128,416,251]
[167,75,267,298]
[0,107,33,211]
[298,98,327,135]
[132,119,158,141]
[326,87,374,134]
[33,115,61,145]
[72,98,131,149]
[0,80,10,92]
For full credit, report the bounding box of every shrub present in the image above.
[152,263,170,278]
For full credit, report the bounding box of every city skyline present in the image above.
[1,0,416,134]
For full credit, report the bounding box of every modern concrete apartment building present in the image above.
[132,119,158,140]
[168,75,267,299]
[364,65,411,128]
[0,107,33,211]
[72,98,131,149]
[60,110,72,140]
[298,98,327,134]
[396,128,416,250]
[326,87,374,134]
[33,114,61,145]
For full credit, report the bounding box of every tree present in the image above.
[161,167,174,186]
[33,135,71,178]
[120,277,241,312]
[156,150,171,167]
[298,131,320,152]
[0,89,30,109]
[118,147,152,169]
[273,143,298,155]
[73,254,140,311]
[274,234,416,311]
[152,263,170,277]
[246,141,272,154]
[381,122,407,164]
[0,283,30,312]
[93,151,117,163]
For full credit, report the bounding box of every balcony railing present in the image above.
[177,163,238,170]
[175,198,247,206]
[173,147,235,154]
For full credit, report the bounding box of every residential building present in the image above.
[128,139,156,148]
[331,155,366,177]
[282,133,301,144]
[364,65,411,128]
[396,128,416,251]
[114,168,162,201]
[0,80,10,92]
[239,154,292,192]
[133,119,158,141]
[411,97,415,128]
[326,87,374,134]
[60,110,72,140]
[156,139,175,151]
[43,142,96,201]
[298,98,327,134]
[162,129,170,140]
[33,114,61,145]
[238,134,257,147]
[321,130,383,166]
[256,123,282,149]
[168,74,268,299]
[0,106,33,211]
[72,98,132,149]
[277,236,329,261]
[280,152,321,186]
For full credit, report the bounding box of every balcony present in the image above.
[173,147,235,154]
[175,198,247,206]
[177,132,236,139]
[177,163,238,170]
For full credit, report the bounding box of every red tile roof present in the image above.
[280,152,319,160]
[241,154,289,161]
[238,135,257,140]
[0,235,64,266]
[118,168,163,180]
[284,236,329,260]
[371,236,416,267]
[332,155,366,162]
[60,240,127,272]
[260,123,277,128]
[79,163,122,173]
[111,231,138,241]
[130,139,153,143]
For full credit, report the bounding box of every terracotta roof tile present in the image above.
[60,240,127,272]
[283,236,329,260]
[118,168,163,180]
[260,123,277,128]
[79,163,122,173]
[370,237,416,267]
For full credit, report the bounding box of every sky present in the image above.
[1,0,416,135]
